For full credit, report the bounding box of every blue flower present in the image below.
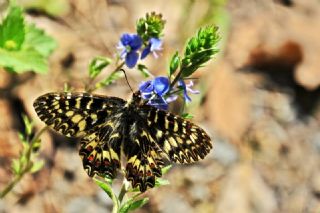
[117,33,142,68]
[178,80,200,102]
[139,76,176,110]
[141,38,163,59]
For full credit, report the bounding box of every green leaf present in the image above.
[23,24,57,57]
[161,165,172,175]
[181,26,220,77]
[120,197,149,213]
[0,6,25,50]
[155,177,170,187]
[95,71,124,90]
[22,114,33,136]
[32,139,42,152]
[89,56,112,79]
[137,64,151,77]
[11,159,21,175]
[0,48,48,73]
[169,51,180,77]
[181,113,194,119]
[94,178,114,200]
[30,160,44,173]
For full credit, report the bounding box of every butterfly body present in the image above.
[34,91,212,192]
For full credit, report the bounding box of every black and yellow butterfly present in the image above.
[33,91,212,192]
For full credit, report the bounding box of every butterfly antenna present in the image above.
[119,69,134,93]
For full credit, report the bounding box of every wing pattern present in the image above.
[33,92,125,137]
[139,105,212,164]
[79,117,123,179]
[123,122,164,192]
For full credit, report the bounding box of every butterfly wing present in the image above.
[33,92,126,137]
[79,116,123,179]
[123,121,164,192]
[139,105,212,164]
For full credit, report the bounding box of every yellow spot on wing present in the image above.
[66,111,74,117]
[72,114,83,123]
[78,120,86,131]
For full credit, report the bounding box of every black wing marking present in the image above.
[33,92,126,137]
[79,116,123,179]
[139,105,212,164]
[124,122,164,192]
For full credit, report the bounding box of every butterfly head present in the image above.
[129,91,144,107]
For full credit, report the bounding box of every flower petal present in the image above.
[141,45,151,59]
[139,80,154,93]
[120,33,132,46]
[148,95,168,110]
[178,80,192,102]
[129,34,143,50]
[150,38,162,52]
[125,51,139,68]
[153,76,170,96]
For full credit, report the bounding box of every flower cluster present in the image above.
[115,14,219,111]
[139,76,199,110]
[118,34,162,68]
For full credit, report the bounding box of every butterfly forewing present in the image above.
[139,105,212,164]
[33,92,126,137]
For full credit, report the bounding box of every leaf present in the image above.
[161,165,172,175]
[0,6,25,50]
[31,139,42,152]
[181,113,194,119]
[94,178,114,200]
[181,26,220,77]
[23,24,57,57]
[89,56,112,79]
[95,71,124,89]
[22,114,33,136]
[120,197,149,213]
[30,160,44,173]
[137,64,151,77]
[155,177,170,187]
[169,51,180,76]
[11,159,21,175]
[0,48,47,73]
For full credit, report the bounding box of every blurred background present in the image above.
[1,0,320,212]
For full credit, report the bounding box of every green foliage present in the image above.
[0,6,25,50]
[0,4,56,73]
[181,113,194,119]
[136,12,166,42]
[95,71,124,90]
[181,26,220,77]
[89,56,112,79]
[137,64,151,77]
[1,114,46,198]
[169,51,180,77]
[119,197,149,213]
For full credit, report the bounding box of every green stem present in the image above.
[87,61,125,93]
[0,126,48,198]
[118,183,127,204]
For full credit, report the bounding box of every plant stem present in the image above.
[118,183,127,204]
[87,61,125,93]
[0,126,48,198]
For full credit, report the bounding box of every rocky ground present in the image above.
[1,0,320,212]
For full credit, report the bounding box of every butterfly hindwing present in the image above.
[33,92,126,137]
[139,105,212,164]
[79,116,123,179]
[124,122,164,192]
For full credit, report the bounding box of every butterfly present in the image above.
[33,91,212,192]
